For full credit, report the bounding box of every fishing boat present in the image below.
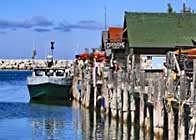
[27,42,72,100]
[27,67,72,99]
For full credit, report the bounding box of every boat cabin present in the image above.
[33,68,70,77]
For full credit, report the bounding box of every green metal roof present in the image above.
[124,12,196,48]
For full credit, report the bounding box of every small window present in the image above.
[35,70,44,76]
[56,70,64,76]
[45,69,54,76]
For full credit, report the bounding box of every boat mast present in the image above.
[104,6,107,31]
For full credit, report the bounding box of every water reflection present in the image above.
[32,118,65,140]
[30,101,81,140]
[72,100,154,140]
[0,70,158,140]
[0,101,156,140]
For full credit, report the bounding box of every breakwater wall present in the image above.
[0,59,73,70]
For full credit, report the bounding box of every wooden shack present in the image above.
[123,12,196,67]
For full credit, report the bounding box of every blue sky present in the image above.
[0,0,195,59]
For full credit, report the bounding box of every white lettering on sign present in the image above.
[106,42,125,49]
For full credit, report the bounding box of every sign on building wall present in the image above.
[106,42,125,49]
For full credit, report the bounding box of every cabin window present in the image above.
[35,70,44,76]
[45,70,54,76]
[56,70,64,76]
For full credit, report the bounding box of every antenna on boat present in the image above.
[32,40,37,63]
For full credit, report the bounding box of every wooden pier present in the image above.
[72,12,196,140]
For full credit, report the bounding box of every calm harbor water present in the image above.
[0,71,150,140]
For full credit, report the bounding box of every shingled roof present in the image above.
[124,12,196,48]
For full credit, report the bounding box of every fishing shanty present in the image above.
[72,10,196,140]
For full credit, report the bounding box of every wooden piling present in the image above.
[72,48,196,140]
[111,89,118,118]
[180,70,187,101]
[168,108,175,140]
[133,92,140,139]
[154,74,164,139]
[139,70,145,127]
[184,103,191,140]
[130,92,135,124]
[84,83,91,108]
[163,99,169,140]
[122,87,129,122]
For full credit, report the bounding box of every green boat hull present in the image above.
[27,83,72,100]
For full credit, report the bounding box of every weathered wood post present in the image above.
[101,79,107,113]
[148,102,154,140]
[72,63,81,101]
[122,83,129,122]
[121,123,129,140]
[178,70,188,140]
[130,92,135,124]
[146,78,153,132]
[168,105,175,140]
[105,69,113,115]
[111,87,118,118]
[93,59,97,108]
[172,101,179,140]
[189,59,196,139]
[84,79,91,108]
[165,68,175,140]
[183,103,191,140]
[140,70,145,127]
[128,69,135,124]
[180,70,187,101]
[189,107,196,140]
[117,87,122,120]
[110,116,119,139]
[81,68,92,108]
[154,73,164,139]
[163,98,169,140]
[72,77,80,101]
[192,59,196,102]
[93,109,96,138]
[133,92,140,140]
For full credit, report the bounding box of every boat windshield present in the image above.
[56,70,64,77]
[34,70,45,76]
[45,69,54,76]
